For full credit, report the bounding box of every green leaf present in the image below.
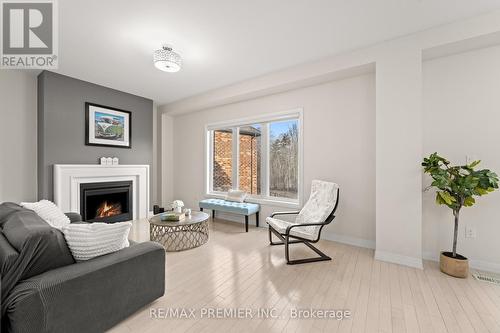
[475,187,488,195]
[438,191,456,205]
[468,160,481,168]
[435,193,445,205]
[464,196,475,207]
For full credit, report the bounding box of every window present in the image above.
[239,125,261,195]
[206,111,302,204]
[269,120,298,199]
[212,129,233,192]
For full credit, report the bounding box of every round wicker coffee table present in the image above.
[149,211,209,252]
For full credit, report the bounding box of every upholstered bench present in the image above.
[199,198,260,232]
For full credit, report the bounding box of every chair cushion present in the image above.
[266,217,316,241]
[294,180,339,237]
[199,199,259,215]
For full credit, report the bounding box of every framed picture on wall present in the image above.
[85,103,132,148]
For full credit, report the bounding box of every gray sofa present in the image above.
[0,202,165,333]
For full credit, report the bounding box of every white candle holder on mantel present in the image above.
[99,157,119,165]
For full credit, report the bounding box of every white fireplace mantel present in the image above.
[53,164,150,219]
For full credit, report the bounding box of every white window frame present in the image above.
[204,108,303,208]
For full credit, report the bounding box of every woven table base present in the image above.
[150,220,209,251]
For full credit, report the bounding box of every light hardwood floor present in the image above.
[109,218,500,333]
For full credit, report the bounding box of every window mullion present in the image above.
[261,123,270,197]
[232,127,239,190]
[208,130,214,193]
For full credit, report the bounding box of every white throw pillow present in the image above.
[225,189,247,203]
[62,222,131,261]
[20,200,70,230]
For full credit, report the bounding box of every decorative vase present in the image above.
[173,207,182,213]
[440,251,469,278]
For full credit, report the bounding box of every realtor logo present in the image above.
[1,0,58,68]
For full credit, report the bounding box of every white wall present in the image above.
[423,45,500,272]
[374,43,423,268]
[160,11,500,269]
[161,113,174,207]
[0,71,37,203]
[152,103,159,205]
[170,73,376,246]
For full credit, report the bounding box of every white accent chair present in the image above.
[266,180,339,264]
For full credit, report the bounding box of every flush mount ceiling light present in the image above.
[153,45,182,72]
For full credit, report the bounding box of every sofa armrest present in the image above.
[64,212,82,223]
[4,241,165,333]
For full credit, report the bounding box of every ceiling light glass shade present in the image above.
[153,46,182,72]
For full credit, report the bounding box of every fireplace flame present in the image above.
[96,201,122,218]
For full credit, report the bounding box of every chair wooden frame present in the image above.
[268,189,339,265]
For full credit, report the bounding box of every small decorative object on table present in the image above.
[184,208,191,217]
[100,157,107,165]
[112,157,119,165]
[153,205,165,215]
[160,211,185,222]
[172,200,184,213]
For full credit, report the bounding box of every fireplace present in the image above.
[80,181,133,223]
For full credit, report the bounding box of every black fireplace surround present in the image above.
[80,181,133,223]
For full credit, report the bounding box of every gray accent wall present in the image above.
[37,71,153,207]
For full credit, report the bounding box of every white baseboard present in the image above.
[322,232,375,249]
[215,213,376,249]
[470,260,500,274]
[209,215,500,273]
[423,251,500,274]
[375,250,423,269]
[215,214,427,271]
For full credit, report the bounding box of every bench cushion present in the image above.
[199,199,259,215]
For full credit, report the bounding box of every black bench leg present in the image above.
[212,210,215,219]
[200,207,203,212]
[256,212,259,227]
[245,215,248,232]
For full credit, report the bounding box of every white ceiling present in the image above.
[55,0,500,105]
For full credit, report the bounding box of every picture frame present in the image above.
[85,102,132,148]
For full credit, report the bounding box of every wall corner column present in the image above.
[375,43,423,269]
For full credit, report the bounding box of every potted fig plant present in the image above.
[422,153,498,277]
